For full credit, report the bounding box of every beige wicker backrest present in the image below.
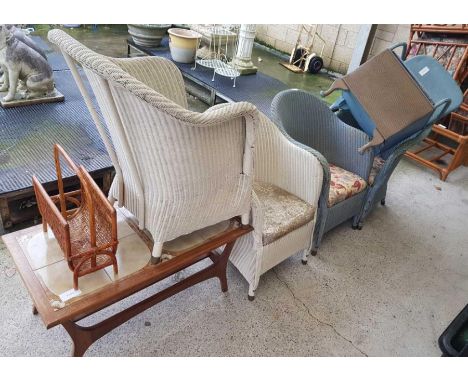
[48,29,257,250]
[109,56,188,109]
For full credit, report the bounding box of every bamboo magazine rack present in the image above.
[32,144,118,289]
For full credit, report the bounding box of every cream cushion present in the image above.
[253,181,316,246]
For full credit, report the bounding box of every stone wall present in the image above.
[255,24,411,74]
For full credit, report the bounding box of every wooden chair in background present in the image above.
[404,25,468,181]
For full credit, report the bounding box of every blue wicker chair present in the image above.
[272,89,446,260]
[271,89,373,258]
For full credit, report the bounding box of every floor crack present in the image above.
[272,269,368,357]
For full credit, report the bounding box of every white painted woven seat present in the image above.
[48,29,257,263]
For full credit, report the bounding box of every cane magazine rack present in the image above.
[32,144,118,290]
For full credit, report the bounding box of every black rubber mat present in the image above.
[139,38,289,117]
[30,35,70,71]
[0,69,112,195]
[1,35,290,196]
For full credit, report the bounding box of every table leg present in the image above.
[62,321,93,357]
[61,239,236,356]
[0,198,12,233]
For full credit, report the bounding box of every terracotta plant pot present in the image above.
[168,28,202,64]
[127,24,171,48]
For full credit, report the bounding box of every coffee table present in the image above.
[2,213,252,356]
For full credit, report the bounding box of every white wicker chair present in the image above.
[48,29,257,263]
[227,110,324,300]
[48,30,324,299]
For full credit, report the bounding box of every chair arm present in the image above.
[204,103,230,112]
[110,56,188,108]
[374,126,432,188]
[249,190,265,244]
[110,57,260,129]
[255,112,327,208]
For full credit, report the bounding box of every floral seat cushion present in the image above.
[368,156,385,186]
[253,182,316,246]
[328,164,367,207]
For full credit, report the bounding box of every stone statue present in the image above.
[6,25,47,58]
[0,25,54,102]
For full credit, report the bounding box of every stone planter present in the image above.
[168,28,202,64]
[127,24,171,48]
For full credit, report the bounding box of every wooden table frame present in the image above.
[3,221,252,356]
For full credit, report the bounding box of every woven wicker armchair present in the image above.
[48,29,257,263]
[271,89,374,255]
[227,111,324,300]
[272,89,434,255]
[33,145,118,290]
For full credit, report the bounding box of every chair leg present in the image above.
[241,213,249,226]
[248,285,255,301]
[301,249,308,265]
[151,242,163,265]
[351,215,363,230]
[352,222,363,230]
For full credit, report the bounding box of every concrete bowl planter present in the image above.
[168,28,202,63]
[127,24,171,47]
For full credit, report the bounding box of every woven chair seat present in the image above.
[253,181,316,246]
[328,164,367,207]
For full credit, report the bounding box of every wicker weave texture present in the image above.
[229,111,324,295]
[48,29,258,246]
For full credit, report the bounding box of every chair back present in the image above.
[48,29,255,242]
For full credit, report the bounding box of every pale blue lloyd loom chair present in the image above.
[271,88,460,258]
[325,42,463,157]
[272,43,462,260]
[271,90,373,258]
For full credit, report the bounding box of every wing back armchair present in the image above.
[271,89,374,255]
[48,29,257,263]
[272,89,435,255]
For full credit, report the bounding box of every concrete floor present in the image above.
[1,25,467,357]
[1,159,467,356]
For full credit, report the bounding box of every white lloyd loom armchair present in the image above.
[227,111,324,300]
[48,30,324,299]
[48,29,257,263]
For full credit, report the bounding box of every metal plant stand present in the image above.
[193,25,240,87]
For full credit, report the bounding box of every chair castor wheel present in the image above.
[381,198,386,206]
[310,250,318,256]
[352,223,363,230]
[301,259,308,265]
[248,294,255,301]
